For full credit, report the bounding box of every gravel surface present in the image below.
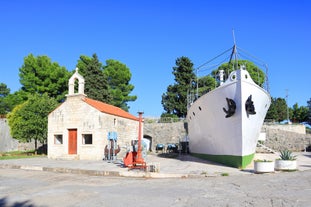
[0,152,311,206]
[0,168,311,207]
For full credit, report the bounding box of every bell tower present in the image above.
[67,68,85,96]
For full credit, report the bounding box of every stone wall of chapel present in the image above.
[48,95,140,160]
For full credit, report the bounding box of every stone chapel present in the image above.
[47,68,141,160]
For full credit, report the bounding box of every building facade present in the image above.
[47,68,141,160]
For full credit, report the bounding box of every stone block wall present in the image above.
[0,118,18,152]
[263,123,306,134]
[0,118,44,152]
[2,116,310,155]
[144,121,187,151]
[144,120,311,152]
[263,128,311,152]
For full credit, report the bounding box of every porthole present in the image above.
[245,74,248,79]
[192,112,195,116]
[231,74,236,81]
[198,106,202,111]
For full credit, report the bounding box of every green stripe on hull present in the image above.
[192,153,255,169]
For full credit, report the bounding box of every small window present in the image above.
[54,135,63,144]
[83,134,93,144]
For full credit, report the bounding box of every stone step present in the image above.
[257,143,278,154]
[55,154,80,160]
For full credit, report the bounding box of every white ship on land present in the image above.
[186,44,271,168]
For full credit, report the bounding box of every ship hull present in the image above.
[186,69,271,168]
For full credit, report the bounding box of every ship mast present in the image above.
[229,29,238,70]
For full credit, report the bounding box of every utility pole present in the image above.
[285,89,290,124]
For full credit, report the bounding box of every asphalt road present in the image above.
[1,168,311,207]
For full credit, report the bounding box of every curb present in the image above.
[0,164,190,178]
[42,167,122,177]
[0,164,122,177]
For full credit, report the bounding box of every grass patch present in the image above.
[0,150,46,160]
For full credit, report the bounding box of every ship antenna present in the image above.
[229,29,238,69]
[232,29,237,46]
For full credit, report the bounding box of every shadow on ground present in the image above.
[155,151,230,167]
[0,197,39,207]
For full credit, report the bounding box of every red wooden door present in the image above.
[68,129,77,154]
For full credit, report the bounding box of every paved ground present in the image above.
[0,152,311,178]
[0,152,311,206]
[0,168,310,207]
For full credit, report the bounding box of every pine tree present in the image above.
[76,54,111,103]
[161,56,196,118]
[103,59,137,111]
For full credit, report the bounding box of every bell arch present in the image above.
[68,68,85,95]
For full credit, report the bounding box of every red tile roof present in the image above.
[83,97,139,121]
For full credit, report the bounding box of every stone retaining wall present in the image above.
[0,119,18,152]
[0,118,43,152]
[263,123,306,134]
[144,122,187,150]
[263,128,311,152]
[1,117,310,153]
[144,121,311,152]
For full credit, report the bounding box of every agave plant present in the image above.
[279,149,297,160]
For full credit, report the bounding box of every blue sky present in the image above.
[1,0,310,117]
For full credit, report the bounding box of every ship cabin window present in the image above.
[198,106,202,111]
[54,134,63,144]
[245,74,248,79]
[192,112,195,116]
[82,134,93,145]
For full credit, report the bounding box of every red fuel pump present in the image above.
[123,111,146,170]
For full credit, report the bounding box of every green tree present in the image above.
[76,54,111,103]
[0,83,10,114]
[290,103,309,123]
[212,60,266,87]
[103,59,137,111]
[0,83,10,97]
[0,91,28,115]
[197,75,217,97]
[162,56,196,118]
[7,93,58,152]
[265,97,287,122]
[19,54,70,102]
[308,98,311,123]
